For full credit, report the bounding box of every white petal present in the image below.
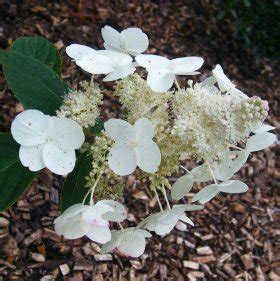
[66,44,96,61]
[135,54,170,71]
[104,119,135,142]
[171,174,194,200]
[11,109,51,146]
[55,204,88,223]
[19,145,45,172]
[155,221,176,236]
[99,200,127,222]
[147,71,175,93]
[192,184,220,204]
[134,118,156,140]
[103,65,135,82]
[212,64,233,92]
[200,76,216,87]
[108,142,137,176]
[101,25,126,52]
[254,124,275,134]
[118,231,146,257]
[136,229,152,238]
[121,28,149,55]
[175,204,204,211]
[190,164,212,182]
[180,214,194,226]
[217,180,248,193]
[213,157,235,181]
[136,139,161,173]
[42,142,76,175]
[246,132,277,152]
[171,57,204,75]
[231,150,249,173]
[81,206,110,226]
[101,231,122,253]
[76,52,114,74]
[85,225,112,244]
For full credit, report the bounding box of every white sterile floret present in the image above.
[140,204,204,236]
[135,54,204,93]
[101,25,149,56]
[171,164,212,200]
[54,200,127,243]
[104,118,161,176]
[76,50,136,81]
[11,109,85,175]
[66,44,96,61]
[192,180,248,204]
[101,228,151,258]
[212,64,247,98]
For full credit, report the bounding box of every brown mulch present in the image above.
[0,1,279,280]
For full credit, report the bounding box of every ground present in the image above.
[0,1,279,280]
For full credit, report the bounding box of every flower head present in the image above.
[140,204,203,236]
[101,227,151,258]
[101,25,149,56]
[11,109,85,175]
[104,118,161,176]
[136,55,204,93]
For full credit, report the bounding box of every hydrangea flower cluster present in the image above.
[11,25,277,257]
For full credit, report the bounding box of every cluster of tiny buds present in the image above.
[242,96,269,121]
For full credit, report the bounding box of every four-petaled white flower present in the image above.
[140,204,204,236]
[54,200,127,243]
[104,118,161,176]
[192,180,248,204]
[171,164,212,200]
[135,54,204,93]
[11,109,85,175]
[101,25,149,56]
[101,227,151,258]
[212,64,247,97]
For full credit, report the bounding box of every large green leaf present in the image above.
[12,36,62,76]
[0,133,19,172]
[60,152,93,212]
[0,50,69,115]
[0,160,36,211]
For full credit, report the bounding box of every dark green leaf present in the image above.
[89,118,104,135]
[60,152,93,212]
[0,50,69,115]
[0,133,19,172]
[12,36,62,76]
[0,160,36,211]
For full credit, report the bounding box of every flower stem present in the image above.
[175,77,181,91]
[89,173,102,206]
[180,165,192,175]
[118,222,125,234]
[208,165,218,185]
[230,145,243,151]
[154,187,163,211]
[161,185,171,210]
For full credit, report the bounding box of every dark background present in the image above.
[0,1,279,280]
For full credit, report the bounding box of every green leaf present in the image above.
[0,160,36,211]
[60,152,93,212]
[0,133,19,172]
[12,36,62,76]
[89,118,104,135]
[0,50,69,115]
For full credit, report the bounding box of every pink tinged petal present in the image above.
[11,109,51,146]
[42,142,76,175]
[118,231,146,258]
[103,65,136,82]
[65,44,96,61]
[101,25,126,52]
[136,140,161,174]
[99,200,127,222]
[104,119,136,142]
[217,180,248,193]
[134,118,156,140]
[192,184,220,204]
[121,28,149,55]
[81,206,110,227]
[85,225,112,244]
[147,71,175,93]
[51,117,85,149]
[246,132,277,152]
[135,54,170,71]
[101,231,122,253]
[108,142,137,176]
[171,174,194,200]
[19,144,45,172]
[171,57,204,74]
[76,52,114,74]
